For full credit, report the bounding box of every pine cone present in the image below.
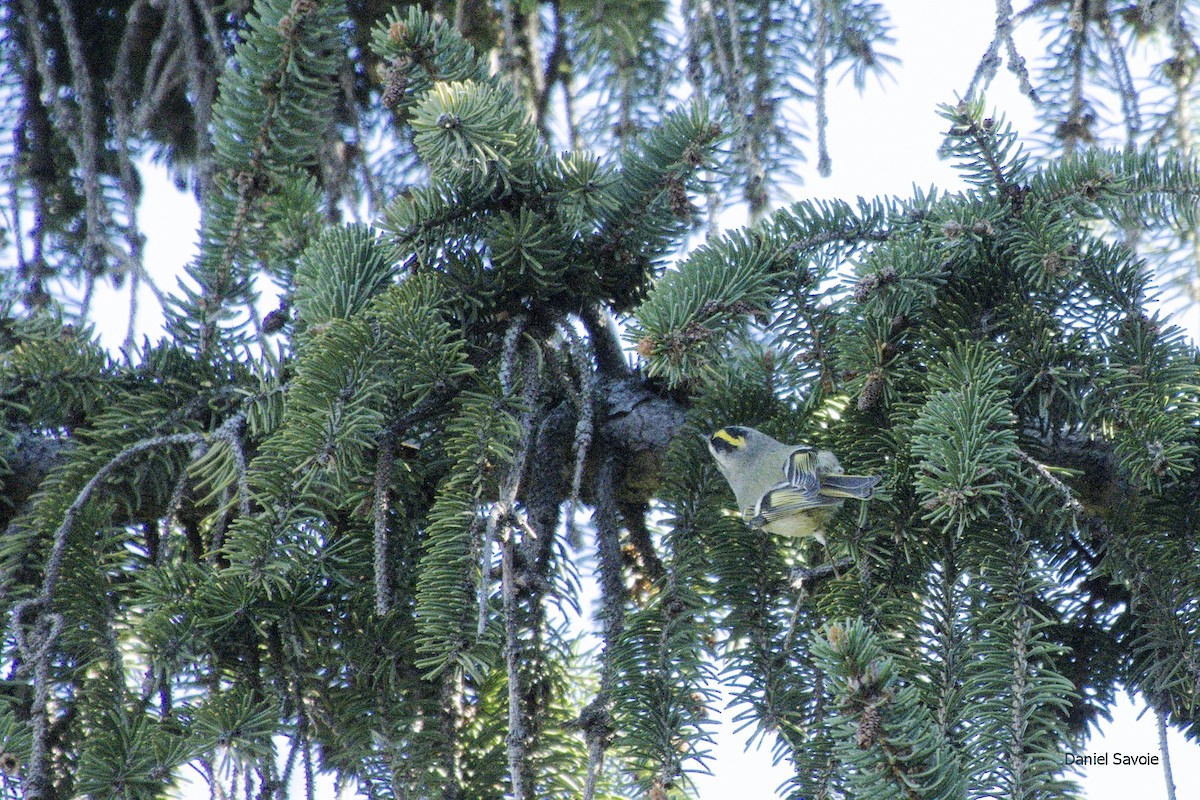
[857,369,885,411]
[262,305,290,334]
[853,267,899,303]
[853,273,880,303]
[381,67,408,109]
[856,705,883,749]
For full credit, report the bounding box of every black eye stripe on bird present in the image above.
[705,425,880,545]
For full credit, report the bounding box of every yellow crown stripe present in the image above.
[712,429,745,447]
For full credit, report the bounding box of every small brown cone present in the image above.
[856,705,883,749]
[857,369,885,411]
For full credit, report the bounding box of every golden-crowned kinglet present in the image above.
[706,425,880,543]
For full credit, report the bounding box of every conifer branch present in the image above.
[480,324,538,638]
[50,0,106,274]
[525,402,573,546]
[593,452,627,658]
[20,431,206,623]
[373,429,395,615]
[1157,706,1177,800]
[949,101,1019,194]
[580,454,624,800]
[0,427,73,532]
[1016,448,1084,517]
[696,0,767,216]
[790,558,855,589]
[107,0,151,347]
[157,457,192,565]
[13,429,205,800]
[438,669,468,795]
[622,500,666,583]
[561,319,596,545]
[535,0,569,134]
[814,0,831,177]
[969,0,1038,103]
[1097,14,1140,145]
[499,0,519,91]
[581,305,629,379]
[1064,9,1089,153]
[502,533,529,800]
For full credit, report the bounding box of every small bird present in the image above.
[705,425,880,543]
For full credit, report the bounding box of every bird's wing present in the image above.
[818,473,881,500]
[747,447,840,527]
[781,447,822,495]
[751,481,842,528]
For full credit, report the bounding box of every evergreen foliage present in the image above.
[0,2,1199,800]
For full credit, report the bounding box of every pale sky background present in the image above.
[75,1,1199,798]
